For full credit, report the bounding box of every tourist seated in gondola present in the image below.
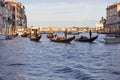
[52,34,59,40]
[47,33,54,38]
[59,37,65,40]
[80,35,88,40]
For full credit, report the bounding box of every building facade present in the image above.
[96,23,104,30]
[96,17,106,30]
[3,1,13,34]
[0,0,27,34]
[96,17,108,33]
[106,2,120,33]
[6,1,27,31]
[0,0,5,33]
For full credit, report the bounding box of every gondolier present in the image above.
[75,35,98,42]
[89,30,92,39]
[64,29,67,38]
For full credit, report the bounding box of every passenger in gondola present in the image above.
[80,35,84,39]
[53,34,58,40]
[54,34,57,37]
[89,30,92,39]
[80,35,88,40]
[80,36,85,39]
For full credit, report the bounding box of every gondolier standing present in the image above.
[89,30,92,39]
[64,29,67,38]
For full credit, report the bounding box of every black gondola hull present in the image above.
[75,35,98,42]
[30,35,41,41]
[50,36,75,43]
[21,33,28,37]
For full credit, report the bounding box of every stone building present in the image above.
[96,17,109,33]
[106,2,120,33]
[96,17,106,30]
[3,1,13,34]
[6,1,27,31]
[0,0,27,34]
[0,0,5,33]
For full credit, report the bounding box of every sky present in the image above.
[13,0,120,27]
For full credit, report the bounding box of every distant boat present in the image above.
[67,31,80,35]
[104,31,120,43]
[50,36,75,43]
[47,33,54,38]
[105,36,120,44]
[75,35,98,42]
[21,32,28,37]
[29,28,41,41]
[30,34,41,41]
[12,33,18,38]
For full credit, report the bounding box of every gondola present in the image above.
[30,34,41,41]
[47,33,54,38]
[21,32,28,37]
[75,35,98,42]
[12,33,18,38]
[50,36,75,43]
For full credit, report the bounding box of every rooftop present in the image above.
[107,2,120,9]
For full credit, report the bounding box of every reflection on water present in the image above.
[0,34,120,80]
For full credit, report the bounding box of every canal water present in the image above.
[0,34,120,80]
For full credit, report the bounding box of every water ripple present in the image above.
[0,34,120,80]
